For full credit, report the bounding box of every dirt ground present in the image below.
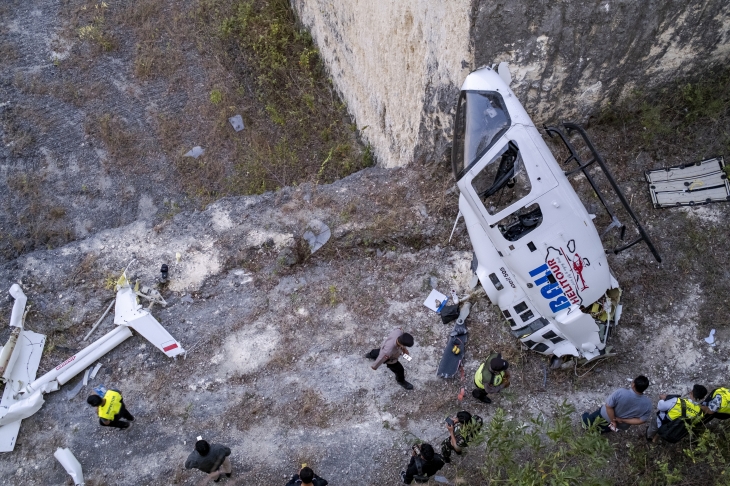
[1,0,730,485]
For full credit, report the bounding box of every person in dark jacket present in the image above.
[400,443,445,484]
[285,466,328,486]
[184,439,232,483]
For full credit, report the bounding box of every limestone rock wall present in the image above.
[293,0,730,168]
[292,0,473,168]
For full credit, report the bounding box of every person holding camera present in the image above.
[440,411,483,463]
[400,443,445,484]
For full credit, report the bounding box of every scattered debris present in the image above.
[90,362,103,379]
[423,289,447,313]
[646,156,729,208]
[160,264,169,282]
[54,447,84,485]
[228,114,245,132]
[184,146,205,158]
[705,329,716,346]
[83,298,115,341]
[434,475,451,484]
[66,379,85,400]
[303,220,331,254]
[181,294,194,304]
[82,367,91,386]
[176,252,182,262]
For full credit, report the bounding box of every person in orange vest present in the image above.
[86,387,135,429]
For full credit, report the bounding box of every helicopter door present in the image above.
[459,127,557,230]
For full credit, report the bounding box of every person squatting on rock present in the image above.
[184,439,233,484]
[472,352,510,404]
[400,443,445,484]
[366,328,415,390]
[581,375,652,433]
[440,411,483,463]
[646,384,707,443]
[701,386,730,421]
[285,466,328,486]
[86,387,135,429]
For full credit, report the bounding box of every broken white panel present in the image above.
[0,389,45,426]
[646,157,729,207]
[303,220,331,254]
[0,329,45,452]
[115,285,185,357]
[54,447,85,485]
[228,114,245,132]
[82,368,91,386]
[184,146,204,158]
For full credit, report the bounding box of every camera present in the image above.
[411,444,421,456]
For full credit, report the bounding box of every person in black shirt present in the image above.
[285,466,328,486]
[401,443,445,484]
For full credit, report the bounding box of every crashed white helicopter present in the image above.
[0,270,185,452]
[452,65,660,364]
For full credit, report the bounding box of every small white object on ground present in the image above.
[450,289,459,305]
[228,114,245,132]
[184,146,204,158]
[705,329,716,346]
[423,289,447,312]
[54,447,84,485]
[434,476,451,484]
[90,362,103,379]
[303,220,331,254]
[82,368,91,386]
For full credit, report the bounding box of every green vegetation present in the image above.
[597,66,730,156]
[183,0,372,199]
[473,403,730,485]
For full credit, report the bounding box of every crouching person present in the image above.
[86,387,134,429]
[285,466,328,486]
[646,384,707,443]
[440,411,483,463]
[400,443,445,484]
[701,386,730,422]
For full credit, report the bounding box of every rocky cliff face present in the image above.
[293,0,730,167]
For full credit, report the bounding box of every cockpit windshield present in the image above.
[452,91,511,180]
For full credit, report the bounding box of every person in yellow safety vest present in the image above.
[472,352,510,404]
[645,384,707,443]
[86,388,135,429]
[701,387,730,421]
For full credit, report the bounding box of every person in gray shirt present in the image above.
[185,439,232,483]
[581,375,652,433]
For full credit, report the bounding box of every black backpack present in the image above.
[657,398,699,444]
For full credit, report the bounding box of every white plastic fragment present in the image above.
[302,220,331,254]
[184,146,204,158]
[705,329,716,346]
[54,447,85,485]
[0,389,45,426]
[434,476,451,484]
[90,362,102,379]
[228,114,245,132]
[82,368,91,386]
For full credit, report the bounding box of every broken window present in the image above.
[452,91,510,180]
[495,203,543,242]
[470,141,532,216]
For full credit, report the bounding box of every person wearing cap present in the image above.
[581,375,652,433]
[86,387,134,429]
[646,384,707,442]
[472,352,511,404]
[285,466,328,486]
[365,328,415,390]
[184,439,232,483]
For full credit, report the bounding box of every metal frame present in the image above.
[544,122,662,263]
